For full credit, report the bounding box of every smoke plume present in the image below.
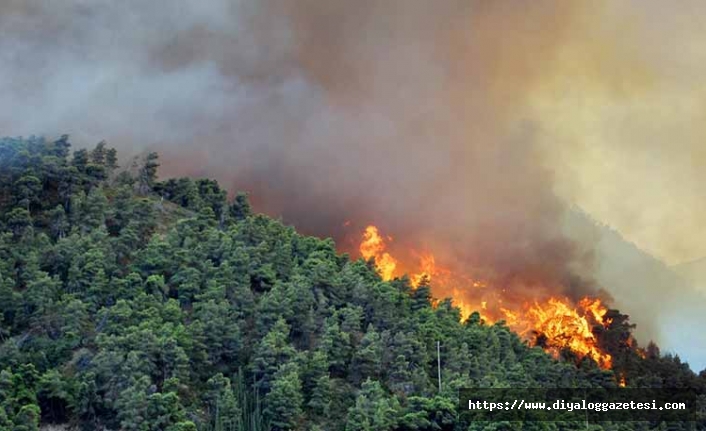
[2,0,706,369]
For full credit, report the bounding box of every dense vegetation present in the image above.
[0,136,704,430]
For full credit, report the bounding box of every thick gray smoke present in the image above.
[0,0,591,286]
[2,0,705,370]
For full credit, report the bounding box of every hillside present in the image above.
[564,209,706,372]
[0,136,704,431]
[674,258,706,291]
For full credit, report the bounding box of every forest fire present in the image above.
[359,226,398,281]
[619,374,627,387]
[357,225,614,369]
[521,298,613,369]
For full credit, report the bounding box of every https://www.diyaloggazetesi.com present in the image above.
[468,399,687,413]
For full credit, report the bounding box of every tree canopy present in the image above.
[0,136,703,431]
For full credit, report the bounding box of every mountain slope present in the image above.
[565,207,706,372]
[674,257,706,290]
[0,136,704,431]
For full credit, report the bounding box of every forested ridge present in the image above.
[0,136,704,431]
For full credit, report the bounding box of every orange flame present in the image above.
[578,297,612,326]
[618,373,627,387]
[360,225,398,281]
[521,298,612,369]
[356,225,614,369]
[411,253,436,287]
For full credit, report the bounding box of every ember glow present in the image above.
[357,225,614,369]
[618,373,627,388]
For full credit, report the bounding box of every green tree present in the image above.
[345,379,399,431]
[308,375,331,420]
[91,141,107,165]
[6,207,32,237]
[190,299,242,372]
[37,369,74,424]
[14,404,40,431]
[52,134,71,159]
[138,152,160,194]
[320,317,351,377]
[72,149,89,172]
[265,362,304,431]
[14,175,42,211]
[399,396,457,431]
[205,373,242,431]
[352,324,383,383]
[79,188,109,232]
[411,277,432,312]
[251,318,296,392]
[105,147,119,171]
[47,205,69,239]
[229,192,252,221]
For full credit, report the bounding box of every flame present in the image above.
[356,225,614,369]
[521,298,612,369]
[411,253,435,287]
[618,373,627,387]
[578,297,612,326]
[360,225,398,280]
[453,299,474,321]
[499,307,518,325]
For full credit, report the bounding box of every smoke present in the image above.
[2,1,706,369]
[528,0,706,267]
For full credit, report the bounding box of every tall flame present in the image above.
[522,298,612,369]
[359,225,398,281]
[411,253,439,288]
[356,225,614,369]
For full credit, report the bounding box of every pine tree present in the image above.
[229,192,252,221]
[48,205,68,239]
[81,188,109,232]
[14,404,40,431]
[105,147,118,171]
[308,375,331,419]
[91,141,107,165]
[138,152,160,194]
[264,362,304,431]
[345,379,399,431]
[192,299,242,370]
[320,318,351,377]
[52,135,71,159]
[251,318,296,392]
[352,324,382,383]
[72,149,89,172]
[411,277,432,312]
[14,176,42,211]
[6,207,32,237]
[205,374,242,431]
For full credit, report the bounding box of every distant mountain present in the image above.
[674,257,706,291]
[564,207,706,372]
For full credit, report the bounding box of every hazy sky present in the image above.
[525,1,706,266]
